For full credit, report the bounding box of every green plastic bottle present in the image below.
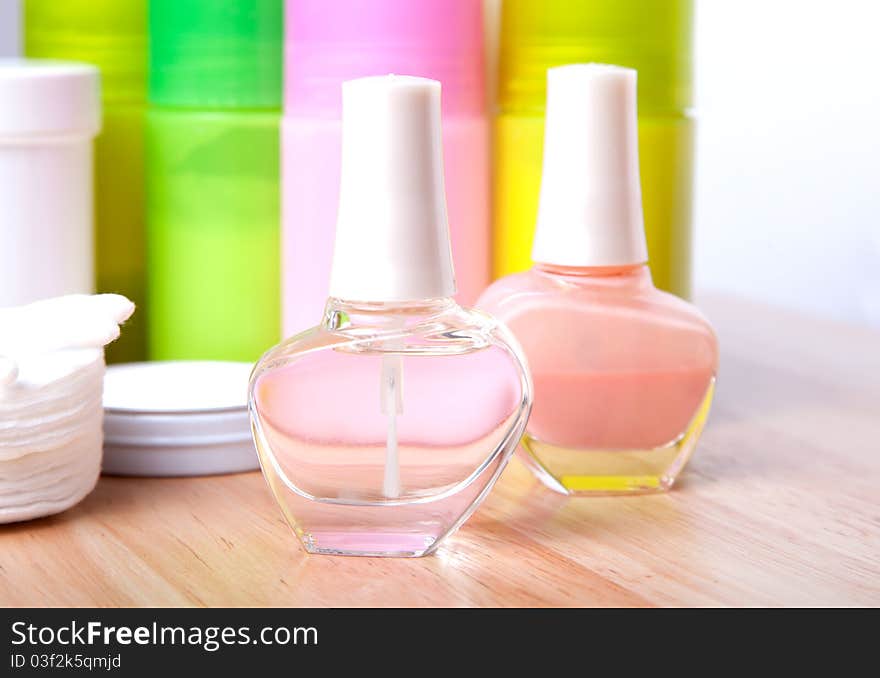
[25,0,148,363]
[147,0,282,361]
[495,0,694,297]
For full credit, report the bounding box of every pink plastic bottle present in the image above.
[282,0,489,335]
[478,65,718,496]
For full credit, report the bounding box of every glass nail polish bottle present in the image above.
[249,75,532,557]
[479,64,718,496]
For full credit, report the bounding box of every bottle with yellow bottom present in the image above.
[480,65,717,495]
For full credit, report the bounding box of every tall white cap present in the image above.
[531,64,648,267]
[328,75,456,302]
[0,59,100,138]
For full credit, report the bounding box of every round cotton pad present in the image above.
[102,361,259,477]
[0,293,134,523]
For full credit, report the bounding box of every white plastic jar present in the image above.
[0,59,100,307]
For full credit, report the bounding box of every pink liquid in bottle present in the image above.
[252,300,531,556]
[481,264,717,495]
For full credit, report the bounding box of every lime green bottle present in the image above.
[25,0,148,363]
[495,0,694,297]
[147,0,282,361]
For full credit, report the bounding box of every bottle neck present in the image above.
[322,297,457,331]
[533,262,653,288]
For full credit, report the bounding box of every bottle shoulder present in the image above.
[481,268,714,333]
[255,300,524,369]
[478,269,718,371]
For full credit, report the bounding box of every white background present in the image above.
[693,0,880,328]
[2,0,878,327]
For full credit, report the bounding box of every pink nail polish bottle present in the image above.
[478,64,718,495]
[282,0,490,335]
[250,76,532,557]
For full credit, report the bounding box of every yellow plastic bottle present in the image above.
[495,0,694,297]
[25,0,148,362]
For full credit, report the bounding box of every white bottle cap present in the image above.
[328,75,456,302]
[0,59,101,138]
[531,64,648,268]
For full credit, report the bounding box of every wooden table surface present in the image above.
[2,295,878,607]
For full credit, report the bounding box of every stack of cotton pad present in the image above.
[0,294,134,523]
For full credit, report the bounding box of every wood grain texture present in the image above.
[1,294,878,607]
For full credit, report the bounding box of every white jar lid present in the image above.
[102,362,259,477]
[0,59,101,138]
